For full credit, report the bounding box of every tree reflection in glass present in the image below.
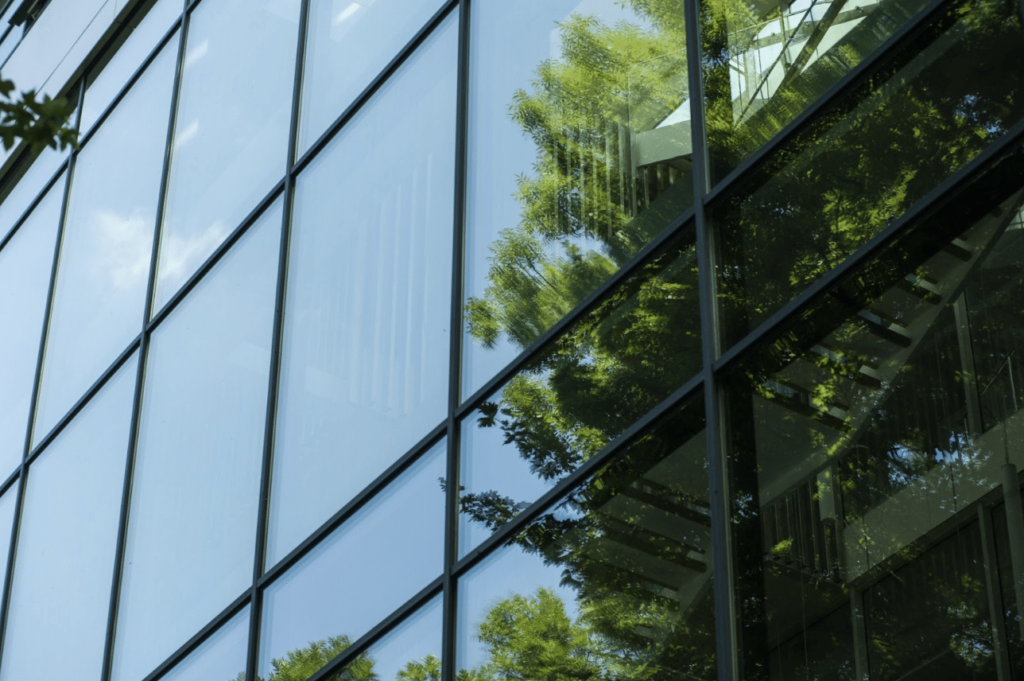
[458,401,716,681]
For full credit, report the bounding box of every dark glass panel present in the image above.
[723,151,1024,679]
[457,400,715,681]
[463,0,694,398]
[701,0,930,183]
[992,501,1024,680]
[713,0,1024,348]
[259,442,446,681]
[459,230,700,555]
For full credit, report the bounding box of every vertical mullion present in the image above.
[245,0,310,678]
[684,0,738,679]
[443,1,471,680]
[0,79,83,668]
[100,4,189,677]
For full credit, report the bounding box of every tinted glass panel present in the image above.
[153,0,298,312]
[160,606,250,681]
[723,163,1024,678]
[459,232,700,555]
[714,0,1024,347]
[463,0,693,398]
[268,14,457,566]
[0,488,16,615]
[457,402,715,681]
[0,177,63,477]
[1,355,137,681]
[112,203,281,681]
[992,502,1024,680]
[80,0,183,134]
[259,442,446,681]
[701,0,930,183]
[34,37,177,447]
[296,0,447,155]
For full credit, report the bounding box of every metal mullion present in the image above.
[0,152,72,256]
[290,0,460,180]
[0,79,80,665]
[77,14,185,150]
[684,0,737,678]
[304,576,445,681]
[26,335,143,463]
[711,116,1024,378]
[443,0,472,678]
[256,422,447,590]
[454,207,695,421]
[702,0,951,207]
[450,375,704,580]
[145,179,285,331]
[100,5,189,676]
[978,504,1013,681]
[245,0,310,676]
[139,591,251,681]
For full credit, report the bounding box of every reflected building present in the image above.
[0,0,1021,680]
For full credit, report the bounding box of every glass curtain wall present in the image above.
[0,0,1020,680]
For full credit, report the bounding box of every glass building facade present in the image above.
[0,0,1021,679]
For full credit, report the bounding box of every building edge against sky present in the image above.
[0,0,1021,680]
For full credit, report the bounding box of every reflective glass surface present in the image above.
[463,0,694,399]
[344,596,442,681]
[80,0,183,134]
[0,487,16,613]
[993,503,1024,680]
[0,177,63,478]
[112,203,281,681]
[457,402,715,680]
[701,0,930,183]
[714,0,1024,348]
[459,232,700,555]
[34,36,177,447]
[1,354,138,681]
[259,442,446,681]
[153,0,298,312]
[268,14,457,566]
[0,145,66,244]
[723,161,1024,678]
[296,0,448,155]
[160,606,250,681]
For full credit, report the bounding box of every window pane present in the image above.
[153,0,298,312]
[701,0,930,183]
[317,596,442,681]
[0,145,67,244]
[1,354,138,681]
[0,177,63,478]
[296,0,448,155]
[457,402,715,681]
[462,0,693,398]
[723,164,1024,678]
[160,606,250,681]
[80,0,183,134]
[267,14,457,566]
[34,36,177,447]
[112,202,281,681]
[459,231,700,555]
[714,0,1024,348]
[259,441,446,681]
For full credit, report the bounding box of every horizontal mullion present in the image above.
[703,0,952,207]
[712,115,1024,376]
[290,0,460,179]
[455,208,696,421]
[450,373,704,579]
[304,575,445,681]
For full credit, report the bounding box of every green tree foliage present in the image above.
[0,75,77,153]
